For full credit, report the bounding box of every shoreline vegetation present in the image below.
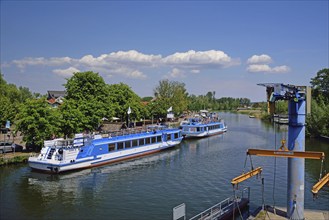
[235,109,264,118]
[0,152,30,166]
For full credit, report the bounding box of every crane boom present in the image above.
[312,173,329,195]
[231,167,262,186]
[247,149,325,160]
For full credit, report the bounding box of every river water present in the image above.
[1,112,328,220]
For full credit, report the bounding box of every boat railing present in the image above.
[101,127,146,138]
[100,125,175,138]
[44,139,74,148]
[189,187,250,220]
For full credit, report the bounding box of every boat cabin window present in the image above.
[197,127,201,132]
[174,133,179,139]
[125,141,131,148]
[167,134,171,141]
[139,139,145,146]
[117,142,124,150]
[108,143,116,152]
[151,137,156,143]
[132,139,138,147]
[145,138,151,145]
[157,136,161,142]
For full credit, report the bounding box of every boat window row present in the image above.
[183,127,199,132]
[208,124,221,130]
[183,124,221,132]
[108,135,164,152]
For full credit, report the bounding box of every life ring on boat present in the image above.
[58,148,63,154]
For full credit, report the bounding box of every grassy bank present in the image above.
[235,109,265,118]
[0,152,30,166]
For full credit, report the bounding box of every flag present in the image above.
[167,106,172,112]
[5,120,10,129]
[127,106,131,114]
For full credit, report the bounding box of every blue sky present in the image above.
[1,1,328,102]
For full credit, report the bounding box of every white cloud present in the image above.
[128,70,147,79]
[246,54,290,74]
[190,69,200,74]
[246,64,290,73]
[167,68,186,78]
[108,50,162,66]
[246,64,272,72]
[12,57,72,69]
[53,67,80,77]
[79,50,162,68]
[106,66,147,79]
[8,50,240,79]
[163,50,239,68]
[165,67,201,79]
[80,55,99,66]
[247,54,272,64]
[271,65,290,73]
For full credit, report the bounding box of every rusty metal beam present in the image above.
[247,149,325,160]
[312,173,329,195]
[231,167,262,186]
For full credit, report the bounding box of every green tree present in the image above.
[187,94,200,111]
[65,71,108,101]
[306,68,329,137]
[0,74,34,125]
[306,99,329,137]
[58,99,85,137]
[15,99,61,150]
[275,101,288,114]
[18,86,34,102]
[310,68,329,103]
[153,79,188,117]
[108,83,144,123]
[141,96,153,102]
[63,71,114,131]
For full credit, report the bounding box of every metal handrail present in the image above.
[189,187,249,220]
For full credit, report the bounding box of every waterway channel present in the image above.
[1,112,328,220]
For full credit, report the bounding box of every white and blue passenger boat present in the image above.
[28,126,183,173]
[180,117,227,139]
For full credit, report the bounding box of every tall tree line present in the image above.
[188,95,251,111]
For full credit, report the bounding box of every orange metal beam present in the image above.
[231,167,262,186]
[247,149,325,160]
[312,173,329,195]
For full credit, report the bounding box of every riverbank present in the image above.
[236,109,264,118]
[0,151,30,166]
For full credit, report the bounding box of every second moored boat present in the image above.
[180,115,227,139]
